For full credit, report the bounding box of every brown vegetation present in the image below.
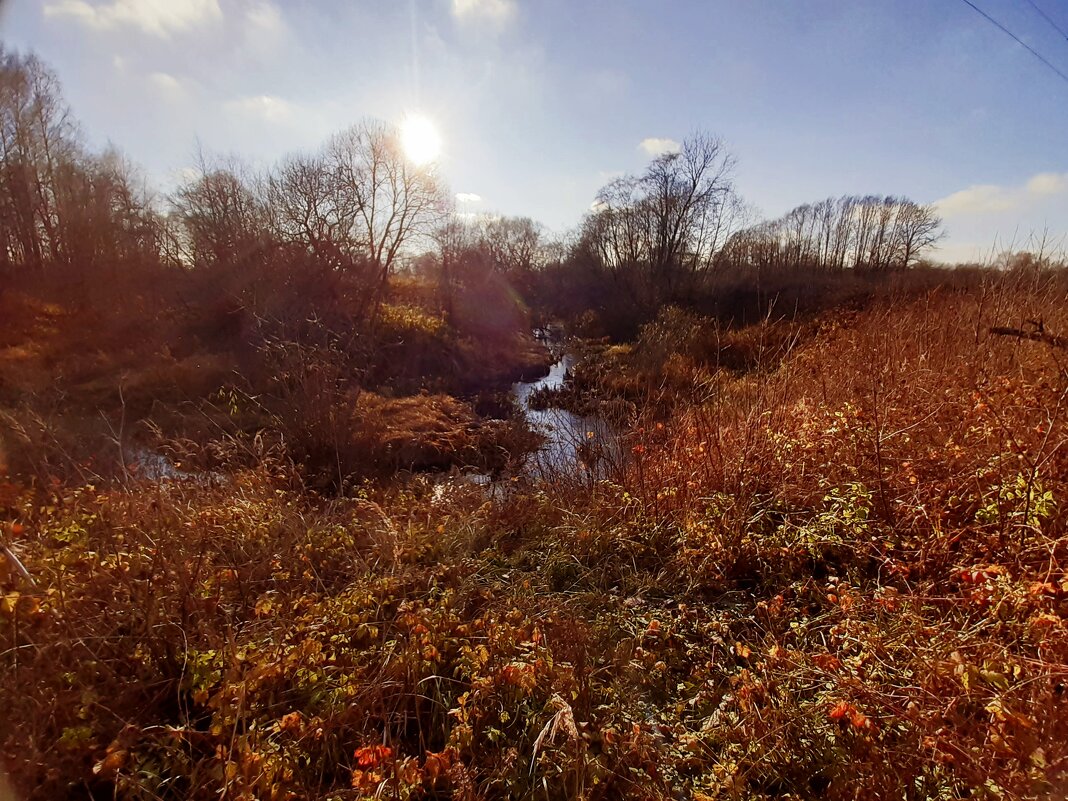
[3,269,1068,800]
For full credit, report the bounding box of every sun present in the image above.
[400,113,442,166]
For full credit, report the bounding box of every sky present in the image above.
[1,0,1067,262]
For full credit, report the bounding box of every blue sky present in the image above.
[2,0,1067,261]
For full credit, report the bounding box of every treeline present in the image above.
[1,45,955,344]
[170,119,448,331]
[718,194,943,273]
[540,138,947,334]
[0,47,450,312]
[568,134,746,310]
[0,47,557,335]
[0,51,164,277]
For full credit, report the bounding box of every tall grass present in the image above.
[618,268,1068,796]
[2,270,1067,799]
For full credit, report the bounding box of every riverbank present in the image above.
[0,281,554,485]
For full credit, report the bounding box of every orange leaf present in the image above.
[423,750,452,782]
[92,748,128,778]
[355,744,393,768]
[351,769,383,791]
[278,712,303,734]
[812,653,842,672]
[849,710,872,730]
[828,701,854,721]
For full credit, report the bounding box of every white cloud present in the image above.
[226,94,295,123]
[933,241,993,265]
[639,137,681,157]
[451,0,516,22]
[43,0,222,37]
[936,184,1018,215]
[41,0,97,26]
[933,171,1068,264]
[455,192,482,203]
[1027,172,1068,196]
[246,1,283,33]
[935,171,1068,216]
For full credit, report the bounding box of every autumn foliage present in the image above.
[0,268,1066,799]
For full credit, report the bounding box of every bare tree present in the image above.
[431,211,479,320]
[267,152,356,269]
[482,215,543,275]
[0,47,81,271]
[171,157,266,269]
[720,194,943,273]
[591,175,650,273]
[581,132,739,308]
[894,200,943,269]
[644,132,736,280]
[52,149,163,278]
[326,120,446,311]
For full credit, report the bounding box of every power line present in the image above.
[1024,0,1068,44]
[957,0,1068,86]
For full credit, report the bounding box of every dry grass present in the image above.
[1,270,1067,800]
[619,269,1068,797]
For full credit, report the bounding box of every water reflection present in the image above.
[512,350,619,480]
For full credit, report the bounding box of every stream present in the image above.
[510,333,619,480]
[132,330,619,485]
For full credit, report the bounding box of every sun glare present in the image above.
[400,114,442,166]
